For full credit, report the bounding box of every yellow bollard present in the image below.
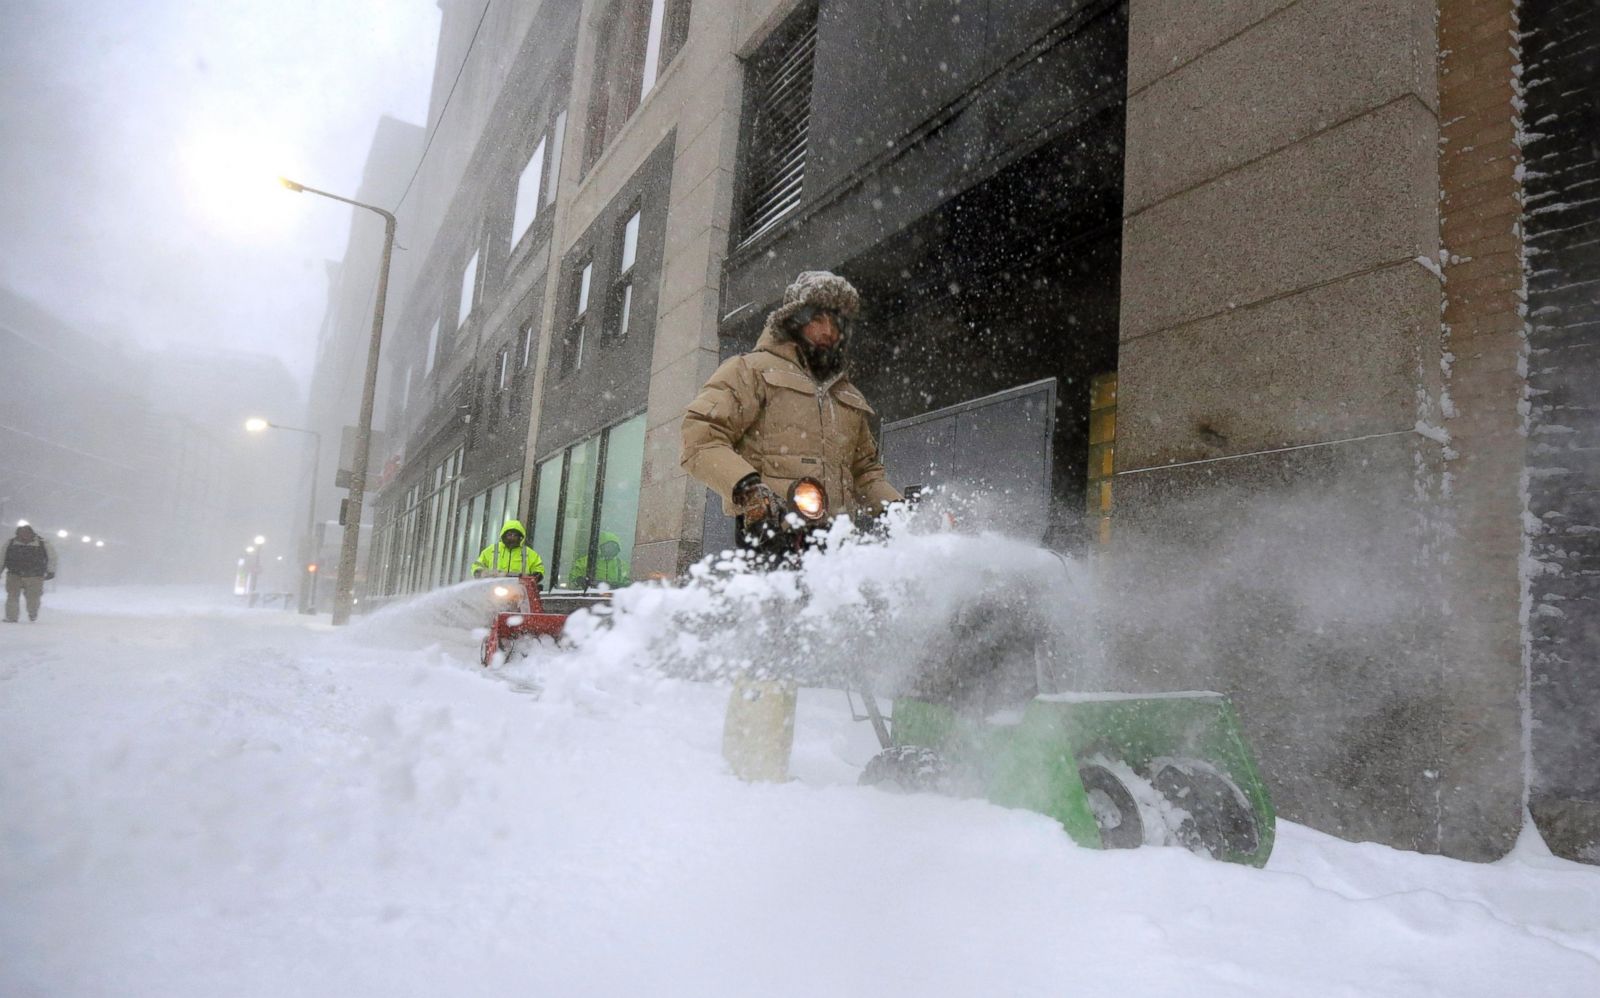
[722,674,798,782]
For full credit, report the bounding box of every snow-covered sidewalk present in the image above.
[2,583,1598,997]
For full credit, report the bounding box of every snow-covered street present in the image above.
[2,580,1598,997]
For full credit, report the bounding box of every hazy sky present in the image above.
[0,0,442,388]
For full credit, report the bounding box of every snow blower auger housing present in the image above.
[479,576,609,666]
[872,692,1276,867]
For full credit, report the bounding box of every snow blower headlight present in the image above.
[788,478,827,521]
[492,585,513,599]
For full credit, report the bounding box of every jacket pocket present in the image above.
[760,369,817,395]
[833,388,875,415]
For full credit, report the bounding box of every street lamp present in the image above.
[280,175,396,626]
[56,529,68,539]
[80,535,91,544]
[245,417,324,613]
[254,535,267,546]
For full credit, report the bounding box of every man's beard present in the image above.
[800,339,846,379]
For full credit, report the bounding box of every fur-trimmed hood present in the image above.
[758,270,861,341]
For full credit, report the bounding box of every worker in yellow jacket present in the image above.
[472,519,545,581]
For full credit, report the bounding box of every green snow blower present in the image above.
[859,690,1275,867]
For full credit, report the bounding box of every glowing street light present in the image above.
[254,535,267,546]
[80,535,91,544]
[246,546,256,554]
[242,418,324,615]
[56,529,68,539]
[16,519,28,527]
[280,176,396,626]
[95,540,105,548]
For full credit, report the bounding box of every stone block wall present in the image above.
[1115,0,1533,858]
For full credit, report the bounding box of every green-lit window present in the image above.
[591,414,645,587]
[557,436,601,587]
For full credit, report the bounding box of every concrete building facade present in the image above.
[335,0,1598,861]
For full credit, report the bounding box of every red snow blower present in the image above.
[478,575,609,666]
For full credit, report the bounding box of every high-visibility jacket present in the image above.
[572,532,630,586]
[473,519,545,577]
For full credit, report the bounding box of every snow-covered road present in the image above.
[3,581,1598,997]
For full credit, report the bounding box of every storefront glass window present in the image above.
[531,457,562,583]
[591,414,645,587]
[486,483,506,542]
[556,436,600,587]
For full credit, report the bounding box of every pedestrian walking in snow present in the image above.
[3,524,57,623]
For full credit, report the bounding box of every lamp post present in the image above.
[280,176,396,626]
[245,418,323,613]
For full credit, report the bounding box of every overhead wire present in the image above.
[392,0,494,215]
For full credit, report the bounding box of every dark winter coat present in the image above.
[3,535,56,578]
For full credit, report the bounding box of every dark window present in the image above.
[520,319,536,368]
[740,10,816,242]
[606,208,641,342]
[560,260,594,377]
[582,0,693,175]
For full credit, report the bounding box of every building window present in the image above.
[547,111,567,207]
[530,456,562,582]
[740,11,816,242]
[400,364,413,411]
[387,446,465,594]
[593,414,645,586]
[458,250,480,329]
[498,349,509,391]
[561,261,593,376]
[528,414,645,590]
[423,319,440,375]
[512,136,547,248]
[583,0,692,174]
[608,209,641,341]
[520,320,536,368]
[620,209,640,272]
[556,435,602,588]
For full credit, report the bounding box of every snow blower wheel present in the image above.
[860,745,948,793]
[1151,757,1261,859]
[1076,763,1145,849]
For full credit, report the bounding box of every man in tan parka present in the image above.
[681,270,901,539]
[684,270,901,784]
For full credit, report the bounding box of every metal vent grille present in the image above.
[741,21,816,243]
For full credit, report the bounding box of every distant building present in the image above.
[302,115,426,603]
[347,0,1597,864]
[0,287,299,583]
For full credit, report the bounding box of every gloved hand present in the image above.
[44,572,55,581]
[733,474,786,525]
